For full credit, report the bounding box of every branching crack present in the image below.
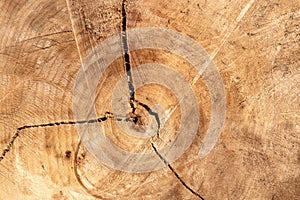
[151,143,205,200]
[121,1,160,138]
[1,3,204,199]
[1,115,204,199]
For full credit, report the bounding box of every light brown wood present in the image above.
[0,0,299,199]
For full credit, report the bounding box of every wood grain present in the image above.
[0,0,299,199]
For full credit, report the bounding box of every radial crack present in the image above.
[151,143,205,200]
[121,1,161,137]
[121,0,135,101]
[135,100,161,137]
[0,112,116,163]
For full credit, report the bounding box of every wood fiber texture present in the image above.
[0,0,299,199]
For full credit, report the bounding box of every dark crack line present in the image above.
[121,1,161,138]
[135,100,161,137]
[121,0,135,102]
[151,143,205,200]
[0,112,116,163]
[2,3,201,197]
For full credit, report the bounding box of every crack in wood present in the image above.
[122,0,135,102]
[121,1,160,138]
[0,112,115,162]
[134,100,161,137]
[1,3,202,199]
[0,110,202,198]
[151,143,205,200]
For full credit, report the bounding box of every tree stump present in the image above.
[0,0,299,199]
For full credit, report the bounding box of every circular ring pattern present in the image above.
[72,27,226,173]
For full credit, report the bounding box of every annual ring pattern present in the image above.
[72,27,226,173]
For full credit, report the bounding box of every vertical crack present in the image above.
[121,1,160,138]
[121,0,135,102]
[151,143,205,200]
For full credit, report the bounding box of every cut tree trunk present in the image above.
[0,0,299,199]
